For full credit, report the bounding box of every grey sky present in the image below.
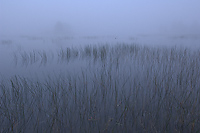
[0,0,200,36]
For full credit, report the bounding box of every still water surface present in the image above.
[0,34,200,80]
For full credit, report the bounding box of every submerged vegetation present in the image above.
[1,43,200,132]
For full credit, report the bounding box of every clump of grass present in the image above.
[1,40,12,45]
[14,50,54,66]
[57,47,79,63]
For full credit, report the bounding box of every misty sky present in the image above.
[1,0,200,36]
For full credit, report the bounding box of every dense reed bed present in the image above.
[1,44,200,132]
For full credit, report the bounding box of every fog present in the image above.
[1,1,200,131]
[1,0,200,37]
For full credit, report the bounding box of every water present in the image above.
[0,34,200,80]
[1,34,200,132]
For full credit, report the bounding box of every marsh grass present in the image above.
[14,50,54,66]
[2,43,200,132]
[1,40,12,45]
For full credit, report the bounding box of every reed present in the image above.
[2,43,200,132]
